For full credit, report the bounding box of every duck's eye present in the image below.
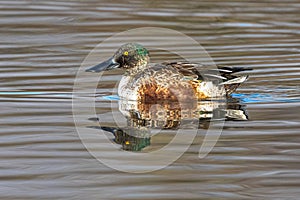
[123,51,129,56]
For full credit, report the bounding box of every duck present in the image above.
[86,43,250,102]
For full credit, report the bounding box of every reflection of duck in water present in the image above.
[119,98,248,129]
[95,126,151,152]
[86,43,251,102]
[91,98,248,151]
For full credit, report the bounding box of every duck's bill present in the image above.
[85,57,119,72]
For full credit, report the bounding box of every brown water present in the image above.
[1,0,300,199]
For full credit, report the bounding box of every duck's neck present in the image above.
[125,57,149,76]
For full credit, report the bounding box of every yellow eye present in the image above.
[123,51,129,56]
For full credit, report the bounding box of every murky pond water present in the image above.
[1,0,300,199]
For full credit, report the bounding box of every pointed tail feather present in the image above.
[219,75,249,85]
[219,66,253,74]
[219,75,249,95]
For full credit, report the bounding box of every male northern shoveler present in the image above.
[86,43,250,102]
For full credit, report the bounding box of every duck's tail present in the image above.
[219,75,249,85]
[217,66,252,95]
[220,75,249,95]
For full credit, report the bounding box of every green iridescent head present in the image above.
[86,43,150,72]
[114,43,149,69]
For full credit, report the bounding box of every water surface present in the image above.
[0,0,300,199]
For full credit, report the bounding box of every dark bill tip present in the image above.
[85,57,119,73]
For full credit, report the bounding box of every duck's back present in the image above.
[164,61,251,96]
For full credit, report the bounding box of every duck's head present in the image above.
[86,43,149,73]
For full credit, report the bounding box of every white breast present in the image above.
[118,76,139,101]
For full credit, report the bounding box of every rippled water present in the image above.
[1,0,300,199]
